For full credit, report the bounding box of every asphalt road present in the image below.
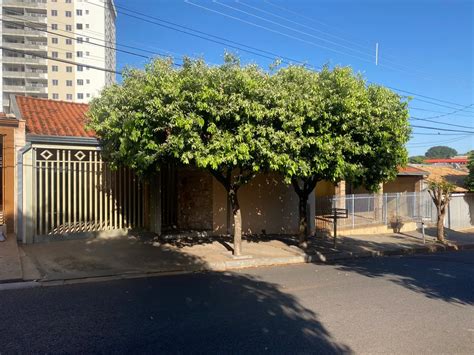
[1,251,473,354]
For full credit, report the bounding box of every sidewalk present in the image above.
[1,228,473,287]
[0,234,23,283]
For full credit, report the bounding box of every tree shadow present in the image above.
[1,247,352,354]
[332,251,474,306]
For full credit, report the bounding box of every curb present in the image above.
[1,242,473,291]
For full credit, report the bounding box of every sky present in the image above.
[110,0,473,156]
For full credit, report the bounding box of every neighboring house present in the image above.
[417,165,469,193]
[423,157,468,165]
[7,95,313,244]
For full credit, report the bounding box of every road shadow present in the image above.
[332,251,474,306]
[1,254,352,353]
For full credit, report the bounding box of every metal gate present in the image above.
[33,146,145,237]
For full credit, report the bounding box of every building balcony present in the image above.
[2,0,47,9]
[3,85,47,94]
[2,27,45,37]
[3,42,47,51]
[2,56,47,65]
[3,71,47,79]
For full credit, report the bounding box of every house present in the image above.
[2,95,439,244]
[6,96,316,244]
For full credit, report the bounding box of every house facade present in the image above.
[2,95,435,244]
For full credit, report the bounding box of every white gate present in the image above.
[32,146,145,237]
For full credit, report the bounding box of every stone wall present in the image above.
[177,168,213,231]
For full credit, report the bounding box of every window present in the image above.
[85,10,89,15]
[51,24,58,30]
[52,93,59,99]
[85,37,90,42]
[76,9,82,16]
[86,79,90,84]
[66,39,72,45]
[86,51,89,56]
[51,51,58,58]
[52,65,58,72]
[66,66,72,72]
[77,79,84,85]
[77,37,83,43]
[76,51,83,58]
[66,80,72,87]
[65,11,72,17]
[51,10,57,16]
[77,93,84,99]
[66,94,72,100]
[66,25,72,31]
[66,0,72,3]
[66,52,72,59]
[86,93,90,98]
[85,24,89,29]
[76,24,83,30]
[52,79,58,86]
[51,37,58,44]
[77,65,84,71]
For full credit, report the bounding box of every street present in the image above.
[1,251,473,354]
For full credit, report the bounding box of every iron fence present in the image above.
[316,191,432,229]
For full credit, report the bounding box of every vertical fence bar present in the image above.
[108,165,113,230]
[99,156,103,230]
[38,159,43,235]
[94,151,98,230]
[127,168,132,228]
[68,150,72,233]
[55,158,60,233]
[351,194,355,228]
[88,152,93,231]
[61,150,66,234]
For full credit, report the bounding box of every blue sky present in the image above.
[113,0,473,156]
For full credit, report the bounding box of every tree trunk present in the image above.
[437,210,445,243]
[229,188,242,256]
[297,192,309,247]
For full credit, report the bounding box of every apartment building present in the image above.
[0,0,116,112]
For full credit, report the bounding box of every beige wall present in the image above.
[212,172,300,235]
[47,0,75,101]
[384,176,421,193]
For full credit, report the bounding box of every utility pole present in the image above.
[375,42,379,65]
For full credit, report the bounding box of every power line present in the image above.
[87,0,308,67]
[409,107,474,117]
[0,12,177,61]
[410,124,474,134]
[84,0,472,110]
[233,0,440,80]
[410,117,474,129]
[0,46,121,75]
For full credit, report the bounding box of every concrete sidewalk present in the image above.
[0,234,23,283]
[3,227,474,286]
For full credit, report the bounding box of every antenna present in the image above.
[375,42,379,65]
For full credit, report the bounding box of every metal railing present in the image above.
[316,192,432,230]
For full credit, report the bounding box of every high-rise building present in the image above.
[0,0,116,112]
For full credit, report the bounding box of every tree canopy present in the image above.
[425,146,457,159]
[266,65,410,243]
[88,55,410,251]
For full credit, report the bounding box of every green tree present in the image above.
[88,55,270,256]
[408,155,425,164]
[466,151,474,192]
[267,66,410,246]
[427,180,455,243]
[425,146,457,158]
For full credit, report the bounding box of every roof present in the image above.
[397,166,429,176]
[418,165,469,192]
[424,158,467,164]
[14,96,94,138]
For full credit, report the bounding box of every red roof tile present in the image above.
[398,166,429,175]
[16,96,94,138]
